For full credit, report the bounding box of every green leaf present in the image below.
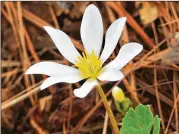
[120,104,161,134]
[152,115,160,134]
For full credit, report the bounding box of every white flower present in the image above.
[26,4,143,98]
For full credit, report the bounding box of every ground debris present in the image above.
[1,1,179,134]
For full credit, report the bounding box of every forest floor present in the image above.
[1,1,179,134]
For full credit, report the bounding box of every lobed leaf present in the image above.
[120,104,160,134]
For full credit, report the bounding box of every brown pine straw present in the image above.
[2,86,41,110]
[1,2,179,133]
[106,2,155,49]
[173,71,179,132]
[136,79,174,107]
[48,4,60,29]
[22,8,84,51]
[152,20,165,130]
[4,2,37,105]
[159,18,179,27]
[1,28,177,133]
[30,116,48,134]
[105,2,140,104]
[2,2,56,94]
[2,81,43,110]
[165,95,179,134]
[102,101,111,134]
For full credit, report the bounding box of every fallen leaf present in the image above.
[139,2,158,25]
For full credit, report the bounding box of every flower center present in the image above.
[75,50,102,79]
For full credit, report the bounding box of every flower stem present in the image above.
[96,84,120,134]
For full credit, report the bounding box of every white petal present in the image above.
[44,26,81,64]
[98,69,124,81]
[25,62,79,76]
[100,17,126,63]
[41,74,83,90]
[80,4,103,56]
[74,79,98,98]
[104,43,143,70]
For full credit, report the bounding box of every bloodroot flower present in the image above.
[26,4,143,98]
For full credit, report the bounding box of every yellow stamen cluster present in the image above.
[75,51,102,79]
